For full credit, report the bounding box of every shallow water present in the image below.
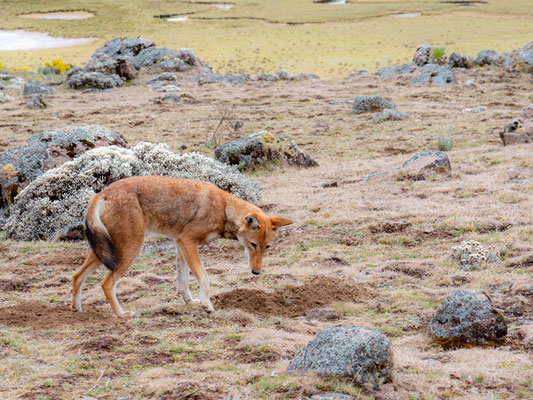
[327,0,347,4]
[0,30,97,51]
[167,16,189,22]
[20,12,94,20]
[213,4,234,10]
[393,13,421,17]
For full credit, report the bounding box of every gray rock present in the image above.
[23,82,54,97]
[53,221,85,241]
[67,71,123,90]
[503,42,533,72]
[377,63,417,79]
[0,93,13,103]
[287,326,393,390]
[517,41,533,67]
[255,73,279,82]
[353,95,395,114]
[349,69,369,76]
[85,52,137,80]
[464,79,477,88]
[311,394,354,400]
[431,66,457,86]
[374,109,410,121]
[448,52,474,69]
[25,94,47,109]
[500,104,533,145]
[476,49,501,66]
[154,93,196,104]
[413,44,435,66]
[0,125,127,208]
[401,150,451,174]
[130,47,202,72]
[409,72,432,86]
[156,85,181,92]
[94,36,155,59]
[430,290,507,346]
[215,131,318,171]
[195,73,252,85]
[147,72,178,85]
[293,72,320,80]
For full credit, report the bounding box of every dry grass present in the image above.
[0,63,532,399]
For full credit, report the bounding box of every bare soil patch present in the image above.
[0,302,117,329]
[25,249,87,268]
[213,276,371,317]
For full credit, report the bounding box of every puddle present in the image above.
[0,30,97,51]
[213,4,234,10]
[167,16,189,22]
[393,12,421,18]
[20,11,94,20]
[315,0,347,3]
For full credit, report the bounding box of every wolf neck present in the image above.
[223,196,258,240]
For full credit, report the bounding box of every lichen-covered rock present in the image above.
[448,52,474,69]
[0,125,127,209]
[377,63,417,79]
[67,71,123,89]
[430,290,507,346]
[353,95,395,114]
[5,142,263,241]
[476,49,501,66]
[401,150,451,174]
[374,109,410,121]
[500,104,533,146]
[23,82,54,97]
[147,72,178,85]
[25,94,47,109]
[194,73,252,85]
[287,326,393,390]
[214,132,318,171]
[311,394,354,400]
[413,44,435,66]
[503,42,533,72]
[0,93,13,103]
[409,65,456,86]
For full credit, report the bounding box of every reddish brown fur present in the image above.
[72,176,292,317]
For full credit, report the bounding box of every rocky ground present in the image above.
[0,49,532,399]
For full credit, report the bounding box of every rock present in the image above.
[500,104,533,145]
[464,79,477,88]
[413,44,435,66]
[430,290,507,346]
[147,72,178,85]
[306,308,341,322]
[0,93,13,103]
[503,42,533,72]
[84,52,138,80]
[374,109,410,121]
[353,95,395,115]
[377,63,417,79]
[255,73,279,82]
[95,37,155,59]
[215,131,318,171]
[448,52,474,69]
[349,69,369,76]
[129,47,202,72]
[475,49,501,66]
[154,93,196,104]
[293,72,320,81]
[0,125,128,209]
[410,65,456,86]
[67,71,123,90]
[157,85,181,92]
[462,106,486,113]
[287,326,393,390]
[5,142,263,241]
[25,94,47,109]
[311,394,354,400]
[401,150,451,174]
[23,82,54,97]
[510,280,533,297]
[195,73,252,85]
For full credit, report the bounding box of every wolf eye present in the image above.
[250,243,257,249]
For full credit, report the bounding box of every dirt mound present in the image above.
[25,250,88,267]
[213,276,371,317]
[0,302,117,329]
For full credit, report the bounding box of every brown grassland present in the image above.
[0,64,532,399]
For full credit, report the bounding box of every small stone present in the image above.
[23,82,54,97]
[349,69,369,76]
[25,94,47,109]
[0,93,13,103]
[373,109,410,121]
[476,49,501,66]
[401,150,451,174]
[462,106,486,113]
[311,394,354,400]
[157,85,181,92]
[147,72,177,85]
[353,95,395,114]
[448,52,474,69]
[464,79,477,88]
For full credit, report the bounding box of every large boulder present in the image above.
[0,125,127,209]
[448,52,474,69]
[500,104,533,146]
[67,71,123,89]
[287,326,393,390]
[503,42,533,73]
[353,95,395,114]
[409,64,456,86]
[4,142,263,241]
[430,290,507,346]
[215,132,318,171]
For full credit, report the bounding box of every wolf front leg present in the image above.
[174,240,201,304]
[176,239,215,312]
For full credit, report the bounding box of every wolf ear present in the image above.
[270,216,293,230]
[245,215,260,230]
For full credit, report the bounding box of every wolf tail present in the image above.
[85,198,118,271]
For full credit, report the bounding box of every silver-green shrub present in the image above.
[451,240,501,270]
[4,142,263,241]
